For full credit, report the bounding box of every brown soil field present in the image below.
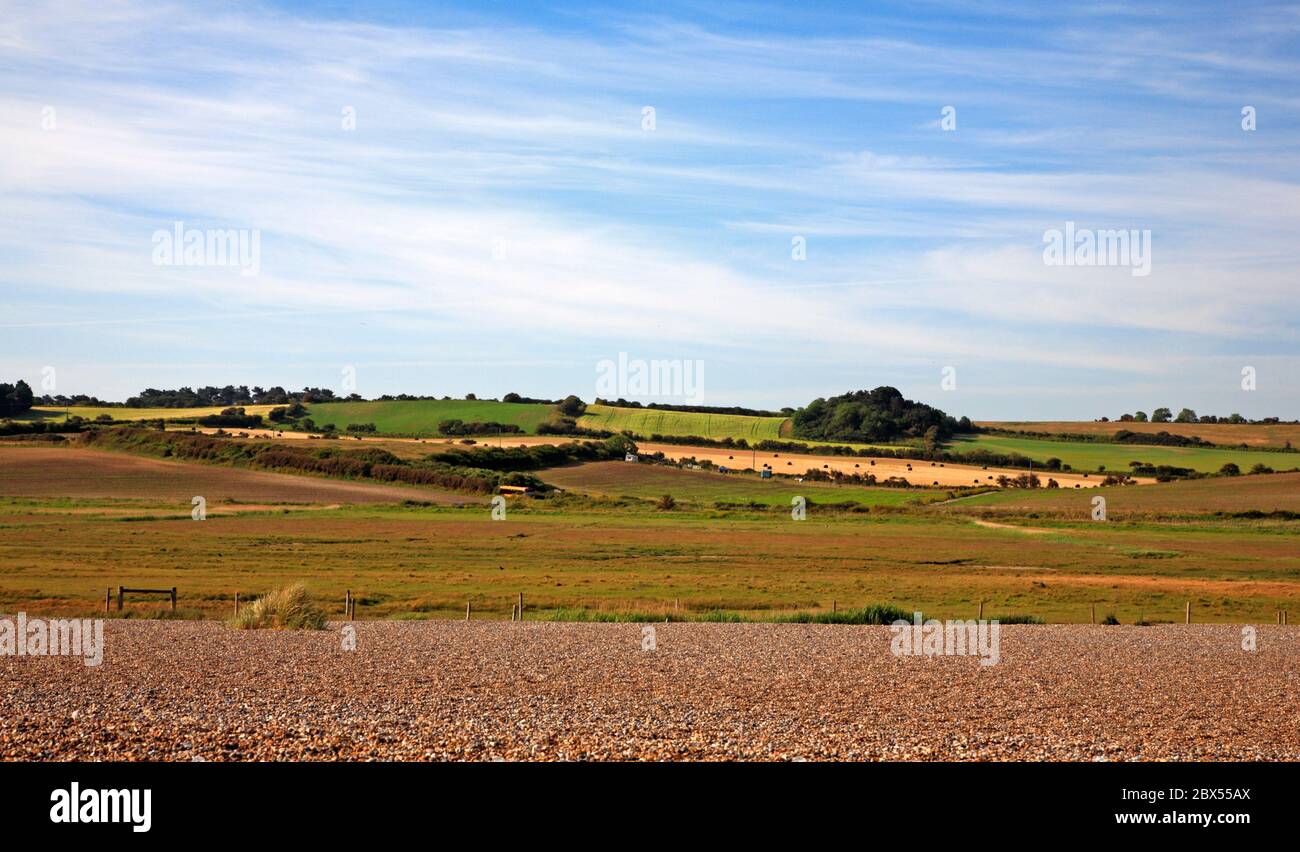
[942,471,1300,517]
[0,445,474,506]
[979,420,1300,448]
[2,621,1296,760]
[186,427,527,457]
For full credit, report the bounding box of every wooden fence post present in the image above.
[171,587,177,613]
[1090,604,1096,624]
[234,592,240,617]
[104,588,110,614]
[1185,601,1191,624]
[345,590,351,621]
[977,600,984,620]
[466,600,471,621]
[117,586,123,612]
[517,592,524,621]
[832,600,837,614]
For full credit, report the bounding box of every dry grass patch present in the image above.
[230,583,327,630]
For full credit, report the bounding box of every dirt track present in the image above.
[2,621,1295,761]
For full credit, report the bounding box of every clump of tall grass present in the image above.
[230,583,327,630]
[774,603,914,625]
[990,614,1045,624]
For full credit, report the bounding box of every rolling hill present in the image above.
[302,399,556,435]
[578,404,789,441]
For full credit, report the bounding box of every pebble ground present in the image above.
[2,621,1296,761]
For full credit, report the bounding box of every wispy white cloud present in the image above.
[1,0,1297,417]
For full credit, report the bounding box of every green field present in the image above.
[25,405,279,422]
[579,404,789,441]
[949,434,1300,475]
[304,399,556,435]
[540,460,935,508]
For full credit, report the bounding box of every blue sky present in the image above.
[2,0,1298,419]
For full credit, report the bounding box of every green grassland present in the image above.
[540,460,938,508]
[303,399,556,435]
[2,493,1295,625]
[948,434,1299,474]
[2,438,1297,625]
[578,403,789,440]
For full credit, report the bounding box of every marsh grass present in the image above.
[230,583,327,630]
[774,603,915,625]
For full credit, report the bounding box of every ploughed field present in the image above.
[0,446,474,506]
[2,621,1296,761]
[944,471,1300,518]
[979,420,1300,449]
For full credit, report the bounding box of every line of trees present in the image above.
[0,380,35,417]
[128,386,347,408]
[592,398,790,418]
[1110,408,1294,425]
